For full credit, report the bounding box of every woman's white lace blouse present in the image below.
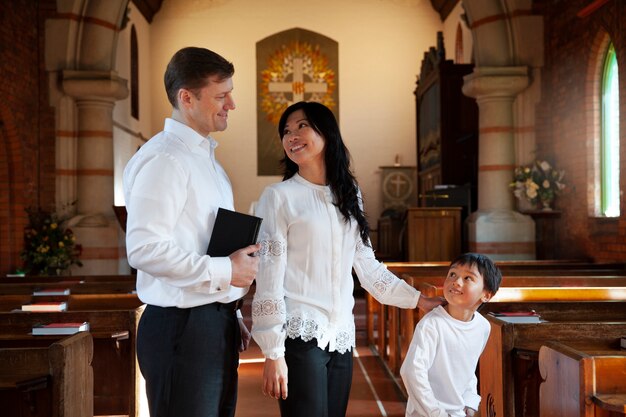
[251,174,420,359]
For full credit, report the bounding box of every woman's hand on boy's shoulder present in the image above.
[464,406,477,416]
[417,295,447,312]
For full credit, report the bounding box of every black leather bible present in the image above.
[207,208,262,257]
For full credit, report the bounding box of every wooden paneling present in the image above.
[406,207,462,261]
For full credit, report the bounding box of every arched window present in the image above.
[455,23,463,64]
[130,25,139,120]
[601,42,619,216]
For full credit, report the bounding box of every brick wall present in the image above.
[0,0,56,273]
[535,0,626,261]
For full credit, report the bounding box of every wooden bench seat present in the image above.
[0,280,136,295]
[0,275,136,284]
[367,266,626,353]
[479,302,626,417]
[539,341,626,417]
[0,331,93,417]
[0,300,144,417]
[413,281,626,302]
[384,261,626,275]
[370,276,626,378]
[594,395,626,415]
[0,293,143,312]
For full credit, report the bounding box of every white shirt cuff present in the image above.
[209,256,232,292]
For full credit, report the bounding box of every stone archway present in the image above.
[460,0,544,260]
[46,0,130,273]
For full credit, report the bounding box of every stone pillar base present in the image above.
[467,209,536,260]
[68,216,128,274]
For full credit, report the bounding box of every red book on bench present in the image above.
[21,302,68,312]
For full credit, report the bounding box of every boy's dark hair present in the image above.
[164,47,235,108]
[449,252,502,295]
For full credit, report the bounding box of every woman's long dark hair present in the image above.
[278,101,370,245]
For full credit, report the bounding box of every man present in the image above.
[123,47,259,417]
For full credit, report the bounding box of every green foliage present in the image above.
[21,207,83,276]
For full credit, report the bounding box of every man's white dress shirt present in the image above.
[123,118,246,308]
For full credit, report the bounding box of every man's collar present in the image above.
[164,118,217,150]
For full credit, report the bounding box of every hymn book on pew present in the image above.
[21,301,68,312]
[207,208,262,257]
[487,310,545,323]
[32,321,90,335]
[32,288,71,296]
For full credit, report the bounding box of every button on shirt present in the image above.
[123,118,247,308]
[251,174,420,359]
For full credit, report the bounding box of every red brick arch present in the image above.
[0,104,28,273]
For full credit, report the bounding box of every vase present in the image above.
[540,199,553,211]
[517,197,536,213]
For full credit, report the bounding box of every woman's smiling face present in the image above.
[281,109,326,170]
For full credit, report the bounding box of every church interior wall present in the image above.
[113,3,152,207]
[441,1,473,64]
[137,0,442,222]
[1,0,625,274]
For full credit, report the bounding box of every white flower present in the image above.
[539,160,551,172]
[510,159,566,206]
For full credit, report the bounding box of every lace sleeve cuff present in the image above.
[265,349,285,360]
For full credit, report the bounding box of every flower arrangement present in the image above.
[21,207,83,276]
[510,160,566,209]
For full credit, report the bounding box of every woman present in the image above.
[251,101,442,417]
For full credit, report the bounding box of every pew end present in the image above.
[539,341,626,417]
[0,331,94,417]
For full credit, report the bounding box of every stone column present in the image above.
[62,70,128,273]
[462,66,536,260]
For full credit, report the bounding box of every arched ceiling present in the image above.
[130,0,459,24]
[430,0,461,21]
[131,0,163,23]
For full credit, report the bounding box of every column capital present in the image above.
[462,66,529,99]
[62,70,128,101]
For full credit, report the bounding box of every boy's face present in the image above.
[443,262,493,311]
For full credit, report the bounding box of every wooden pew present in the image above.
[368,261,626,350]
[384,261,626,275]
[0,298,144,417]
[0,275,136,284]
[0,331,93,417]
[367,262,626,410]
[379,285,626,403]
[478,301,626,417]
[0,293,143,312]
[0,280,137,295]
[539,341,626,417]
[378,277,626,377]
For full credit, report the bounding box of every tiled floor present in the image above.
[236,296,407,417]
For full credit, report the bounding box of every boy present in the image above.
[400,253,502,417]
